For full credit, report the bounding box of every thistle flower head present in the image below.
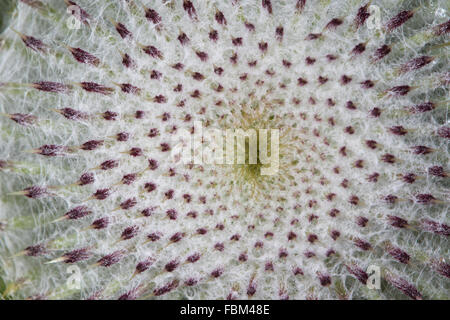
[0,0,448,300]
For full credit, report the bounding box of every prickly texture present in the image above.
[0,0,449,300]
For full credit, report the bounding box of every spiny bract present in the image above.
[0,0,449,300]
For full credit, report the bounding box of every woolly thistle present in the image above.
[0,0,448,300]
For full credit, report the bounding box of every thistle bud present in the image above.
[262,0,272,14]
[6,113,37,126]
[67,47,100,66]
[354,3,370,28]
[385,273,422,300]
[32,82,69,93]
[345,264,368,284]
[145,7,161,24]
[117,174,134,186]
[90,217,109,230]
[63,206,92,220]
[24,244,47,257]
[79,82,114,95]
[13,30,46,53]
[325,18,342,30]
